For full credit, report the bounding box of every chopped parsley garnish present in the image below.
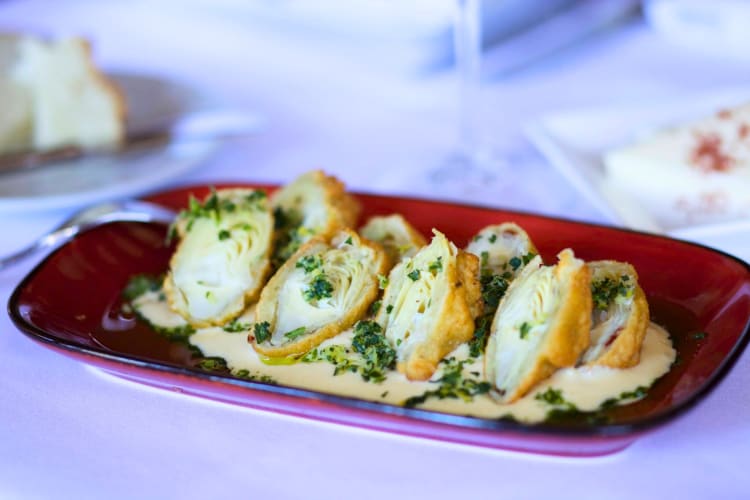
[303,275,334,302]
[386,304,394,314]
[197,357,227,372]
[428,257,443,274]
[480,251,489,270]
[599,386,649,409]
[519,322,531,339]
[592,275,634,310]
[246,190,266,206]
[302,321,395,383]
[222,319,251,333]
[535,387,568,406]
[370,300,382,315]
[232,369,277,384]
[488,234,497,243]
[407,269,421,281]
[218,229,231,240]
[480,274,509,310]
[344,236,353,245]
[271,206,307,267]
[403,357,490,408]
[284,327,307,341]
[253,321,272,344]
[296,255,323,273]
[469,315,491,358]
[378,274,389,289]
[122,274,163,301]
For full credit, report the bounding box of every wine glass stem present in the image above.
[455,0,481,157]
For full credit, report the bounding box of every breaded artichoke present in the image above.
[164,188,273,327]
[580,260,649,368]
[251,229,388,358]
[485,249,591,403]
[465,222,538,279]
[376,230,481,381]
[359,214,427,267]
[271,170,361,266]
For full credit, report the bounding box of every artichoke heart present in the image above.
[252,229,387,358]
[485,249,591,403]
[581,260,649,368]
[466,222,538,278]
[164,188,273,327]
[376,230,481,381]
[359,214,427,267]
[271,170,361,267]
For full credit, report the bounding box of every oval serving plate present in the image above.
[8,184,750,457]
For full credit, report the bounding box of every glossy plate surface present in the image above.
[9,184,750,456]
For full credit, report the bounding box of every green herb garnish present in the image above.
[428,256,443,274]
[218,229,231,240]
[296,255,323,273]
[519,322,531,339]
[223,319,251,333]
[254,321,272,343]
[122,274,163,301]
[592,275,634,310]
[303,275,334,302]
[403,357,490,408]
[284,327,307,341]
[407,269,421,281]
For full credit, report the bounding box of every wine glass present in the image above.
[430,0,499,186]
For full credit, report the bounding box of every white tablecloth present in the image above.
[1,2,747,498]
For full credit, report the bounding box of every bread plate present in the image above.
[8,184,750,456]
[525,86,750,263]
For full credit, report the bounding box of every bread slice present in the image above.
[251,229,387,358]
[580,260,649,368]
[359,214,427,268]
[465,222,538,279]
[376,230,481,381]
[485,249,591,403]
[164,189,274,327]
[3,35,125,153]
[271,170,361,266]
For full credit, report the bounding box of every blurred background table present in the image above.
[0,0,747,498]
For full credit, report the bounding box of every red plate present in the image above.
[9,184,750,456]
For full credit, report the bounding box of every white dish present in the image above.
[525,87,750,261]
[0,73,257,214]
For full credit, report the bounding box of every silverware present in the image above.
[0,200,176,271]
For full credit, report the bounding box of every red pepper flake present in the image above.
[690,132,734,172]
[739,123,749,140]
[717,109,732,119]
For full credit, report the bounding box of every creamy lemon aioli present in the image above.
[134,291,675,423]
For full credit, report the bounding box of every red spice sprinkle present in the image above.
[717,109,732,120]
[739,123,749,140]
[690,132,734,172]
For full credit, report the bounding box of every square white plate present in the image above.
[525,87,750,262]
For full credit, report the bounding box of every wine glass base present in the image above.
[428,148,503,186]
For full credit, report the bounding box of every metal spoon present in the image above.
[0,200,176,271]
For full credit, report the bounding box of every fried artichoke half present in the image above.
[580,260,649,368]
[251,229,387,358]
[359,214,427,268]
[164,188,274,327]
[465,222,538,279]
[485,249,591,403]
[376,230,481,381]
[271,170,361,267]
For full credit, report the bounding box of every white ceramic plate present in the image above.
[0,73,256,214]
[525,87,750,262]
